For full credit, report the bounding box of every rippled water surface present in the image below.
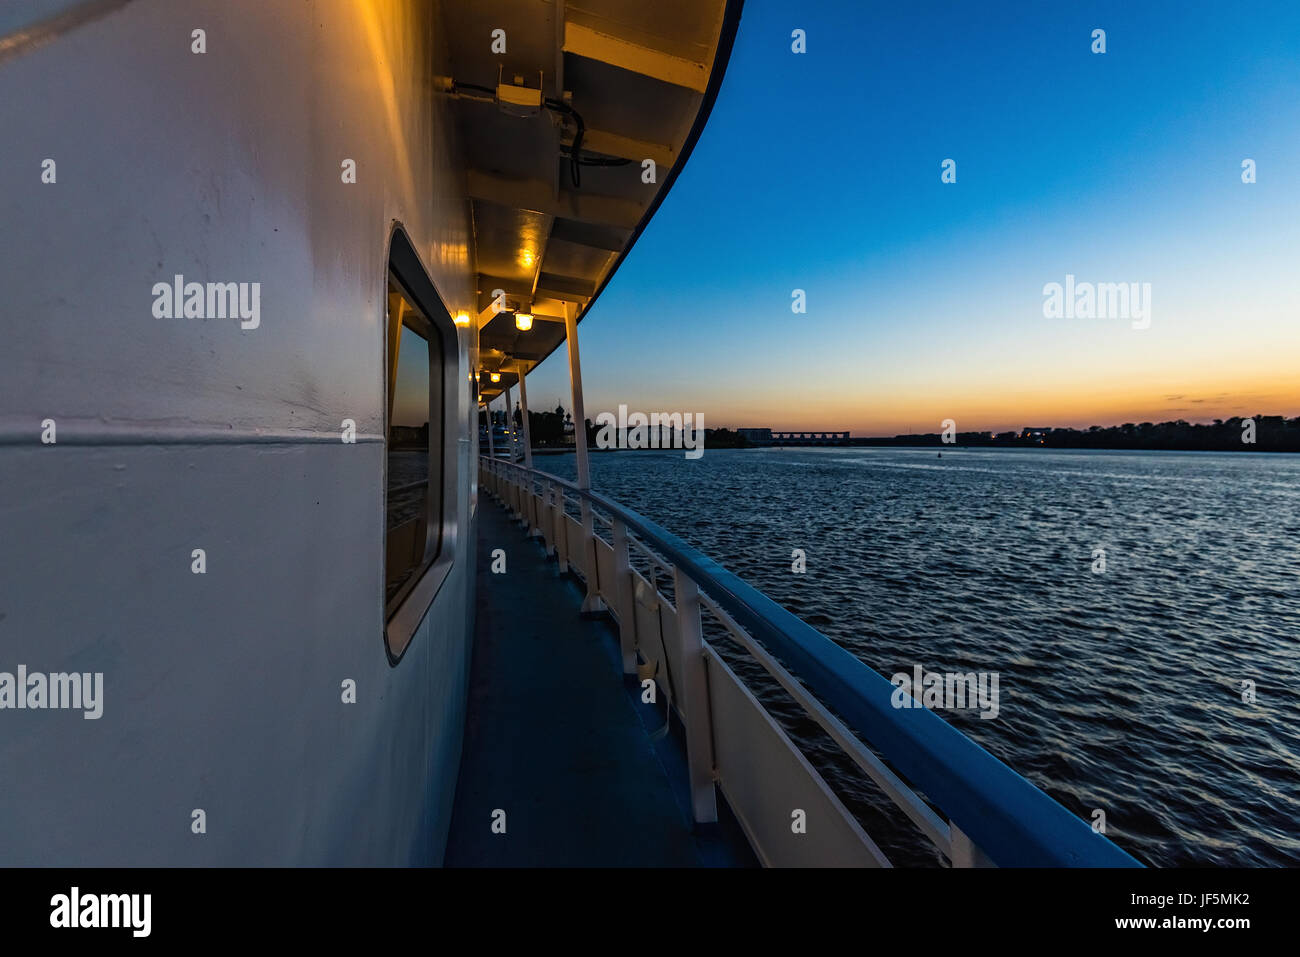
[532,446,1300,866]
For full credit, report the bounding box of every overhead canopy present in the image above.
[443,0,741,401]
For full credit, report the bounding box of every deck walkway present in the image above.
[444,496,754,866]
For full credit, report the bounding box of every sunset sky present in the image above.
[521,0,1300,436]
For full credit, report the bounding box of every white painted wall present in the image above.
[0,0,479,864]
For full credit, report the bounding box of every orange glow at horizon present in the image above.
[709,374,1300,435]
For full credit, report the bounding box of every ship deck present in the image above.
[444,497,756,867]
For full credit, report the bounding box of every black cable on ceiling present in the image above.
[560,147,631,167]
[451,81,597,189]
[450,81,495,99]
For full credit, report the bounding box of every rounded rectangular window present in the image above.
[383,229,458,662]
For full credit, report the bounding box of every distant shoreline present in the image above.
[528,443,1300,455]
[511,415,1300,455]
[745,415,1300,453]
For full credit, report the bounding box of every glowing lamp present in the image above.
[514,312,533,331]
[490,372,501,383]
[454,312,471,327]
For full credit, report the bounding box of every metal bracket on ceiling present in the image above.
[495,65,545,118]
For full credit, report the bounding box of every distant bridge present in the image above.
[738,429,851,446]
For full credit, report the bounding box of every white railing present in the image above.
[479,456,1141,869]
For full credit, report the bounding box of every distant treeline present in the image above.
[488,405,752,449]
[699,428,749,448]
[484,405,571,447]
[858,416,1300,452]
[389,422,429,449]
[490,406,1300,452]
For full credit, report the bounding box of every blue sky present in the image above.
[521,0,1300,434]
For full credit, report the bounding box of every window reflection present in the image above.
[385,281,437,608]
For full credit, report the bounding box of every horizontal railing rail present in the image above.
[479,455,1141,868]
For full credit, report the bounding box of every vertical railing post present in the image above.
[538,480,550,555]
[516,362,534,472]
[563,300,605,613]
[539,480,555,556]
[512,361,538,536]
[552,482,565,566]
[524,470,536,537]
[555,486,570,574]
[672,565,717,823]
[503,383,515,463]
[611,519,637,675]
[950,825,996,867]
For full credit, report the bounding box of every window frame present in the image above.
[383,225,459,664]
